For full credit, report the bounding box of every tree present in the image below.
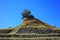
[21,10,34,19]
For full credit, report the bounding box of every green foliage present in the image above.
[8,27,12,28]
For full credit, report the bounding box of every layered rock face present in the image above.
[0,10,60,40]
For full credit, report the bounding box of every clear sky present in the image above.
[0,0,60,29]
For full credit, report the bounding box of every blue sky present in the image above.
[0,0,60,29]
